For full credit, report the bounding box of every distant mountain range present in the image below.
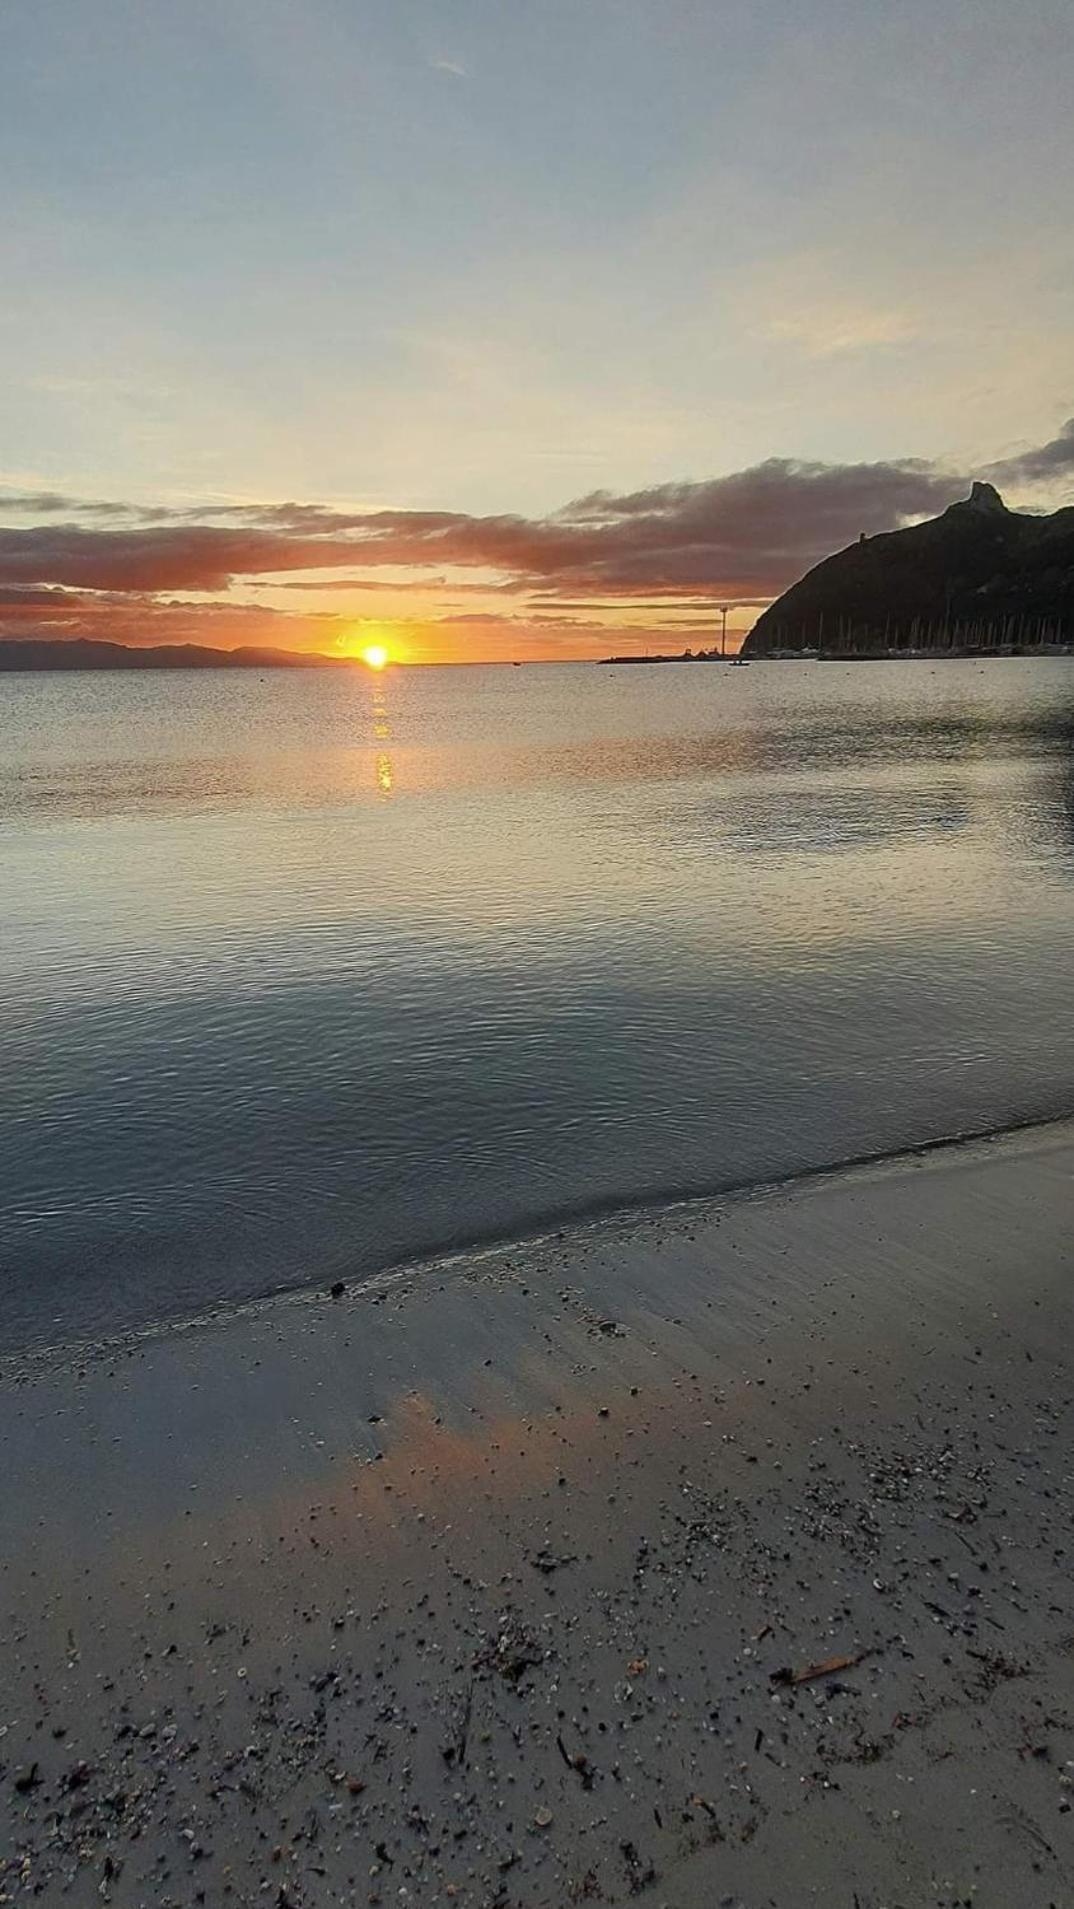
[742,483,1074,657]
[0,638,344,671]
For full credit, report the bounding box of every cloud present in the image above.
[541,457,959,595]
[0,487,131,517]
[1,416,1069,651]
[766,305,918,358]
[271,575,506,593]
[0,582,339,649]
[987,416,1074,486]
[0,456,961,600]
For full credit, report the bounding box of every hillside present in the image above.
[742,483,1074,656]
[0,638,343,671]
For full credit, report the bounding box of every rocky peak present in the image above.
[966,480,1007,514]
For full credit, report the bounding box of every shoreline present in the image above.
[3,1120,1073,1905]
[7,1105,1073,1378]
[601,648,1074,664]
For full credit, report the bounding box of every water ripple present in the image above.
[2,659,1073,1350]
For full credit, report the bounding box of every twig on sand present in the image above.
[557,1732,598,1790]
[770,1649,872,1687]
[441,1679,474,1768]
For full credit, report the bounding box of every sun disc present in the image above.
[361,643,389,670]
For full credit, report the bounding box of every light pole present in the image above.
[716,604,730,657]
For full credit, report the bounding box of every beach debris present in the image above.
[13,1762,42,1793]
[534,1805,554,1829]
[529,1548,576,1576]
[557,1733,597,1789]
[966,1648,1028,1691]
[475,1613,544,1684]
[620,1839,657,1892]
[627,1656,649,1678]
[688,1794,723,1834]
[328,1280,345,1299]
[441,1680,474,1768]
[770,1650,868,1687]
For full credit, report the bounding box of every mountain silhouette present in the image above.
[742,483,1074,655]
[0,638,344,671]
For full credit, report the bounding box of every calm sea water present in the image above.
[2,659,1073,1353]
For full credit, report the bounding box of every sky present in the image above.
[1,0,1072,663]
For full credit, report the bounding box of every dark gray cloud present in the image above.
[0,455,963,600]
[987,417,1074,486]
[0,488,131,517]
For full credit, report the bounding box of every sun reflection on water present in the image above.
[370,677,394,798]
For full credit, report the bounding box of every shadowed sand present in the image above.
[2,1121,1073,1906]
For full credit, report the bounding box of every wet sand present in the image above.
[2,1121,1073,1907]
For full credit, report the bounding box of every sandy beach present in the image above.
[2,1120,1073,1907]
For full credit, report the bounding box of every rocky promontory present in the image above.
[742,482,1074,656]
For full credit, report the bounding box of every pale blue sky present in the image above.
[2,0,1072,521]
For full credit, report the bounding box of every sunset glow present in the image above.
[0,3,1071,669]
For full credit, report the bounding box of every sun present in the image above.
[360,643,389,670]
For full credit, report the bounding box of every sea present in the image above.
[2,658,1073,1354]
